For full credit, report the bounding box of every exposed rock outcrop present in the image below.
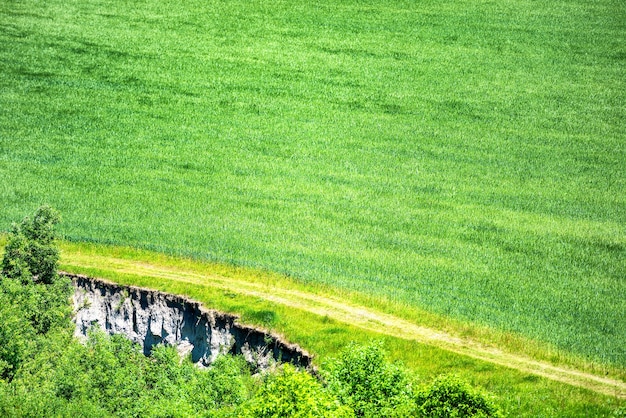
[65,273,312,371]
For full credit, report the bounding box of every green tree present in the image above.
[2,205,61,285]
[245,364,353,418]
[415,375,502,418]
[0,288,33,380]
[325,341,415,417]
[0,206,70,379]
[191,354,252,414]
[1,228,31,285]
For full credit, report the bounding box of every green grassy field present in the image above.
[1,0,624,371]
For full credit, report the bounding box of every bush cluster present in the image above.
[415,375,502,418]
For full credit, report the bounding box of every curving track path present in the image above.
[61,252,626,399]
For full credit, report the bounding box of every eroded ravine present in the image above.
[69,273,312,371]
[62,253,626,399]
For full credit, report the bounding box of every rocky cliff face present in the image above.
[67,273,312,371]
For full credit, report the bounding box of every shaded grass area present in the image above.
[1,0,625,367]
[56,241,624,417]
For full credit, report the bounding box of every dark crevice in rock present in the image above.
[64,272,313,372]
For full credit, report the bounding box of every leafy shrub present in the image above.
[0,230,31,285]
[325,341,415,417]
[245,364,353,418]
[195,354,252,412]
[613,405,626,418]
[415,375,502,418]
[0,272,71,338]
[0,206,70,379]
[1,205,61,285]
[0,289,32,380]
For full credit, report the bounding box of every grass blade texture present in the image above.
[1,0,624,367]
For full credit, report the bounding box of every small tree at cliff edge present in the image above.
[2,205,61,285]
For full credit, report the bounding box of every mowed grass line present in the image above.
[2,0,625,367]
[58,241,626,402]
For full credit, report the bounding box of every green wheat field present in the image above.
[1,0,624,371]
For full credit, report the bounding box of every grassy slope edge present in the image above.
[55,239,624,417]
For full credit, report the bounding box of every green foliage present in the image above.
[16,276,72,335]
[245,364,353,418]
[0,288,33,380]
[0,206,70,379]
[1,329,256,418]
[325,341,415,417]
[1,248,70,336]
[613,406,626,418]
[2,205,60,285]
[0,230,31,285]
[198,354,253,412]
[415,375,503,418]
